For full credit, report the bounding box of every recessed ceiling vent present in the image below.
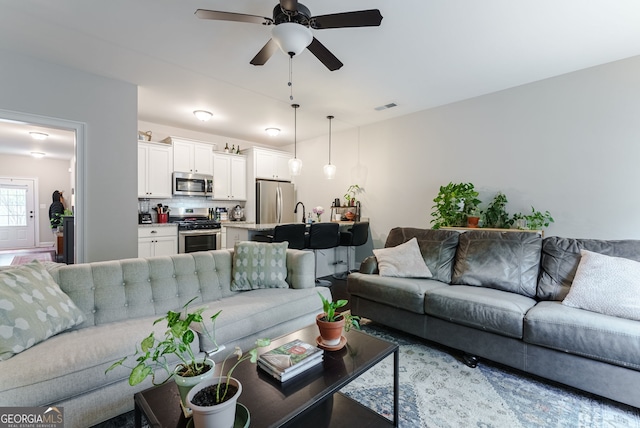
[374,103,397,111]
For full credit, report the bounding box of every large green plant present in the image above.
[430,182,481,229]
[481,192,514,229]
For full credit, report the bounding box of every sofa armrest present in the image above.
[286,249,316,289]
[359,255,379,274]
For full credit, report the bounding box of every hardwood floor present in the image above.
[318,274,351,312]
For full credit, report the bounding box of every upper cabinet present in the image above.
[253,148,292,181]
[212,153,247,200]
[164,137,215,175]
[138,142,173,198]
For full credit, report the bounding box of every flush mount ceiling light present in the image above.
[30,152,45,158]
[288,104,302,176]
[323,115,336,180]
[193,110,213,121]
[265,127,280,137]
[29,132,48,140]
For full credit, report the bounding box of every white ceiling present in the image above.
[1,0,640,156]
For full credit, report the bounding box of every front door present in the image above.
[0,178,36,249]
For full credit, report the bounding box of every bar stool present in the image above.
[334,221,369,279]
[270,223,307,250]
[306,222,340,287]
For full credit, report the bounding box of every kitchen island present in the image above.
[224,221,364,277]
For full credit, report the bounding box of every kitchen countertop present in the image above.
[138,223,177,228]
[223,221,355,232]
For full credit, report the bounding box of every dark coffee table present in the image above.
[134,324,399,427]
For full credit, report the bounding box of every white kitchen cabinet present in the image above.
[212,153,247,200]
[138,142,173,198]
[138,226,177,257]
[253,148,292,181]
[170,138,214,175]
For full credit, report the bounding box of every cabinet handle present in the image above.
[151,230,157,234]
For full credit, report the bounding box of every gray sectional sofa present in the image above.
[0,248,330,428]
[347,227,640,408]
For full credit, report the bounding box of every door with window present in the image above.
[0,178,36,249]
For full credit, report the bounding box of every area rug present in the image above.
[10,252,53,265]
[95,323,640,428]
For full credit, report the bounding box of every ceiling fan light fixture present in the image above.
[29,131,48,140]
[265,127,280,137]
[193,110,213,121]
[272,23,313,56]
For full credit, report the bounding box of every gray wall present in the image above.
[0,50,138,262]
[293,55,640,248]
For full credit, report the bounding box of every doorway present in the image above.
[0,178,36,249]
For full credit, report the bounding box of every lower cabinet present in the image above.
[138,226,178,257]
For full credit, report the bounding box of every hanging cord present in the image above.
[327,115,333,164]
[293,104,299,157]
[288,54,294,101]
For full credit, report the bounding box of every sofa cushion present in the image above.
[373,238,433,278]
[384,227,460,283]
[231,242,288,291]
[561,250,640,321]
[425,285,537,339]
[0,261,84,361]
[524,301,640,370]
[347,272,447,314]
[537,236,640,301]
[452,231,542,298]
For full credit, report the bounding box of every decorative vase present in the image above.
[187,377,242,428]
[174,359,215,410]
[316,313,345,347]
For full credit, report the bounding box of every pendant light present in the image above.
[323,115,336,179]
[288,104,302,176]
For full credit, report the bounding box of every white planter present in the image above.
[173,359,215,409]
[187,377,242,428]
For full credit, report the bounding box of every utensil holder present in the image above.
[158,213,168,223]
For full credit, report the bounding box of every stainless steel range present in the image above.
[169,208,221,253]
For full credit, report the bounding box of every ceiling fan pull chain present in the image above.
[288,54,294,101]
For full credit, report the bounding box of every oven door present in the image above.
[178,229,221,253]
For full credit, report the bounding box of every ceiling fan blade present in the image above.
[195,9,272,25]
[279,0,298,13]
[311,9,383,29]
[307,37,343,71]
[250,39,279,66]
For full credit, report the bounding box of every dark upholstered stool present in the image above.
[334,221,369,279]
[270,223,307,250]
[306,222,340,287]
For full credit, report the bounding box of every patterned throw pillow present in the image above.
[562,250,640,321]
[0,261,85,360]
[231,241,288,291]
[373,238,433,278]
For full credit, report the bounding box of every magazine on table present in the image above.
[258,355,323,382]
[259,339,323,373]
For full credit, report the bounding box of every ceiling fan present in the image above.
[195,0,383,71]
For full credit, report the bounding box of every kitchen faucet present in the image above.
[294,202,305,224]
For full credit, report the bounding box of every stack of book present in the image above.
[258,339,324,382]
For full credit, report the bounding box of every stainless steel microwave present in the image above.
[172,172,213,197]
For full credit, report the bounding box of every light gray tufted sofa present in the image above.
[348,228,640,409]
[0,248,330,428]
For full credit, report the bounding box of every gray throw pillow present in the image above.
[373,238,433,278]
[562,250,640,321]
[0,261,85,360]
[231,241,288,291]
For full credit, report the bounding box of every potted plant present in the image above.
[512,206,554,230]
[186,338,270,428]
[105,297,222,408]
[430,182,481,229]
[466,208,481,228]
[344,184,362,207]
[481,192,514,229]
[316,292,360,350]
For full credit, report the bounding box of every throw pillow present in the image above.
[562,250,640,321]
[0,260,85,361]
[231,241,288,291]
[373,238,433,278]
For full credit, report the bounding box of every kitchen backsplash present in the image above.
[140,196,244,222]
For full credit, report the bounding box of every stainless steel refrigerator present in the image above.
[256,180,295,224]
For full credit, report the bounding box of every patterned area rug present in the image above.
[96,322,640,428]
[10,252,53,265]
[341,323,640,428]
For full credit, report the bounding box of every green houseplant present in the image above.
[481,192,514,229]
[344,184,362,206]
[512,206,554,230]
[430,182,481,229]
[316,292,360,349]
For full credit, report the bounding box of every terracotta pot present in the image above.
[187,377,242,428]
[174,359,215,409]
[467,216,480,228]
[316,313,345,346]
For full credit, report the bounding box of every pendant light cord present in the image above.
[292,103,299,158]
[327,115,333,164]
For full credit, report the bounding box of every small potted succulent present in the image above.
[105,297,221,408]
[316,292,360,350]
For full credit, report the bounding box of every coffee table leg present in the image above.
[134,402,142,428]
[393,348,399,427]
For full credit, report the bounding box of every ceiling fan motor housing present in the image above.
[273,3,311,26]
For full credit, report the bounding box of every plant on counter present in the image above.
[430,182,481,229]
[481,192,514,229]
[512,207,554,230]
[105,297,221,386]
[344,184,363,206]
[313,206,324,222]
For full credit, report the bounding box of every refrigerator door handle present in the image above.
[276,186,282,223]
